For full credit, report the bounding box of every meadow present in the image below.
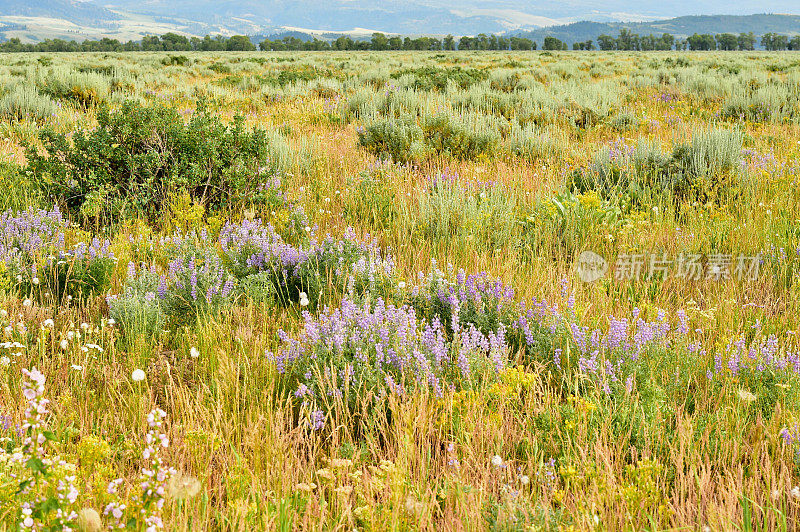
[1,49,800,530]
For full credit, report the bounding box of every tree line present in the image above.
[1,30,799,53]
[591,30,800,51]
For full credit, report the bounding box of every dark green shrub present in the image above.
[24,100,274,225]
[208,63,232,74]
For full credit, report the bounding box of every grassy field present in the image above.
[1,50,800,530]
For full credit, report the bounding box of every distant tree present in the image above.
[762,33,789,51]
[199,35,226,51]
[687,33,716,51]
[0,37,26,52]
[306,38,329,51]
[458,37,473,50]
[140,35,163,51]
[543,36,567,51]
[616,29,640,50]
[597,34,616,51]
[443,35,455,50]
[509,37,534,50]
[789,36,800,51]
[657,33,675,50]
[738,32,757,50]
[715,33,738,51]
[282,36,305,51]
[160,32,191,51]
[226,35,255,51]
[639,34,656,51]
[332,36,354,50]
[371,32,389,51]
[388,36,403,50]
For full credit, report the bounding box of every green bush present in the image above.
[421,113,499,160]
[416,174,516,252]
[24,100,275,225]
[162,55,191,66]
[505,124,560,161]
[390,66,488,91]
[357,117,426,163]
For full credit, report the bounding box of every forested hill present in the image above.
[517,14,800,47]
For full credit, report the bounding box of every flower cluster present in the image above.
[221,220,395,308]
[267,297,508,426]
[0,207,116,300]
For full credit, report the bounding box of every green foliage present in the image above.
[358,112,501,163]
[415,176,517,253]
[35,67,110,107]
[390,66,488,91]
[240,271,277,306]
[421,113,500,160]
[505,124,560,161]
[162,55,191,66]
[24,100,275,225]
[357,117,426,163]
[344,164,402,230]
[0,163,40,211]
[30,255,115,303]
[519,191,622,262]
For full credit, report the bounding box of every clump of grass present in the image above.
[0,84,58,121]
[570,128,746,206]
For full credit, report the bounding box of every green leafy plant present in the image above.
[25,100,275,225]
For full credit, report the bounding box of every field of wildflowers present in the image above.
[1,50,800,530]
